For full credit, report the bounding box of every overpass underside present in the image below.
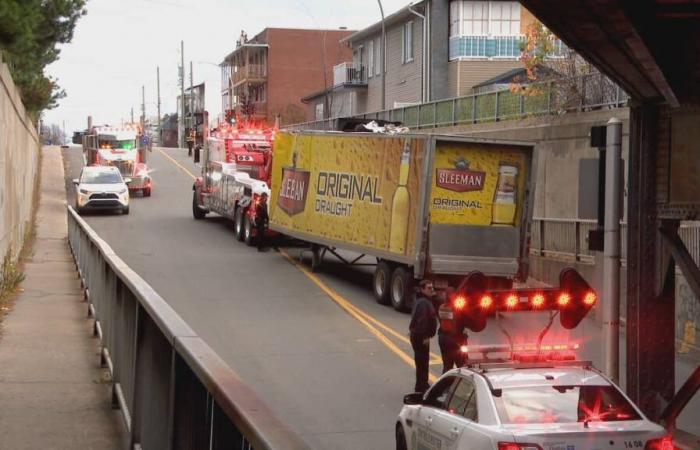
[520,0,700,439]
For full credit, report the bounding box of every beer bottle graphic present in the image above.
[492,163,519,225]
[389,141,411,253]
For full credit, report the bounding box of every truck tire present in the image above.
[243,215,254,246]
[390,266,413,312]
[234,207,245,241]
[143,187,151,197]
[373,261,392,305]
[310,244,323,272]
[192,191,206,220]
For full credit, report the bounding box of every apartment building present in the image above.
[220,28,354,125]
[302,0,541,120]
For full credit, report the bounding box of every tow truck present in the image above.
[82,124,152,196]
[191,122,274,244]
[396,271,675,450]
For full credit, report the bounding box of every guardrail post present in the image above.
[575,220,581,261]
[547,81,553,113]
[451,98,457,125]
[540,220,546,255]
[519,93,525,117]
[417,104,422,129]
[471,95,477,124]
[495,90,499,121]
[432,102,437,128]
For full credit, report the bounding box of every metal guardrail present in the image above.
[531,218,700,266]
[286,73,628,131]
[66,206,309,450]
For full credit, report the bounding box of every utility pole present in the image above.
[131,107,134,123]
[603,117,622,383]
[62,120,66,144]
[180,40,185,148]
[189,61,195,140]
[378,0,386,111]
[157,66,161,145]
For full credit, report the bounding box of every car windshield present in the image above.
[493,385,641,424]
[81,171,122,184]
[99,139,135,149]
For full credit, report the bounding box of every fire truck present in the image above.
[191,122,274,244]
[82,125,152,196]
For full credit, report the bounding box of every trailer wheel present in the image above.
[390,266,413,312]
[192,191,207,220]
[243,215,254,246]
[373,261,392,305]
[234,207,245,241]
[310,244,323,272]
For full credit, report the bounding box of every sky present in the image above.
[44,0,410,135]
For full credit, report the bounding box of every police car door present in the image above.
[414,376,460,450]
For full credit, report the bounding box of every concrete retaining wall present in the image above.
[0,53,41,264]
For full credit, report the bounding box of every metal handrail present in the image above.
[66,205,309,450]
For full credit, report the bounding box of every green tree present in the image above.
[0,0,86,117]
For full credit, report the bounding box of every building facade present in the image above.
[220,28,354,125]
[303,0,541,120]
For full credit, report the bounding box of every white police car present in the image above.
[396,355,673,450]
[73,166,130,215]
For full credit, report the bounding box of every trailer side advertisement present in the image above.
[270,133,426,257]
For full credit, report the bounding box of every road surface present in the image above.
[62,145,699,447]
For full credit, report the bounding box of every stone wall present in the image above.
[0,53,41,265]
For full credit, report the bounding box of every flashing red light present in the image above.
[453,296,467,310]
[584,291,597,306]
[557,292,572,307]
[531,293,545,308]
[505,294,518,309]
[644,436,674,450]
[479,295,493,309]
[498,443,543,450]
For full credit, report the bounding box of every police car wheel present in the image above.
[234,208,245,241]
[243,215,254,246]
[395,423,407,450]
[390,267,413,312]
[373,261,392,305]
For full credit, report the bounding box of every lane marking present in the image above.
[157,148,441,381]
[156,147,196,180]
[280,250,439,383]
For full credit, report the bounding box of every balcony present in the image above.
[449,35,568,60]
[332,62,367,87]
[232,64,267,86]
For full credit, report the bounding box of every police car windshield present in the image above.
[81,171,122,184]
[494,385,641,424]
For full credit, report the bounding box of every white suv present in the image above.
[74,166,130,215]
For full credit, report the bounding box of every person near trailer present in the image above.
[255,192,269,252]
[437,294,468,373]
[409,280,438,393]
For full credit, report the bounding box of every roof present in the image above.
[478,367,610,390]
[472,65,559,89]
[83,165,119,173]
[341,0,426,44]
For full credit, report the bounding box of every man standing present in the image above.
[255,193,269,252]
[409,280,438,393]
[186,128,196,156]
[438,297,468,373]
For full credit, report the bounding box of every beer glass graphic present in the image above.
[492,163,518,225]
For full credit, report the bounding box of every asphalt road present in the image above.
[62,145,699,446]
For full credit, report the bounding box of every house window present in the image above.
[452,1,521,37]
[315,103,324,121]
[367,40,374,77]
[403,21,414,63]
[374,37,381,75]
[489,1,521,35]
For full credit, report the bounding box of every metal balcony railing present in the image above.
[66,206,308,450]
[233,64,267,85]
[286,73,628,131]
[333,62,367,86]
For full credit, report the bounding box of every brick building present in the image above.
[220,28,355,125]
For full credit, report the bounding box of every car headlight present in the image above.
[118,188,127,194]
[79,189,89,195]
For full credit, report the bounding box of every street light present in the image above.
[378,0,386,111]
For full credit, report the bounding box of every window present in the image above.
[462,1,488,36]
[403,21,414,63]
[315,103,324,121]
[450,1,461,37]
[453,1,521,36]
[425,376,459,409]
[489,1,520,36]
[447,378,478,421]
[493,385,642,425]
[374,37,381,75]
[367,40,374,77]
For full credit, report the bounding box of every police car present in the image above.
[396,351,673,450]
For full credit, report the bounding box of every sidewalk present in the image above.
[0,146,127,449]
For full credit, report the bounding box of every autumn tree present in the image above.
[0,0,87,117]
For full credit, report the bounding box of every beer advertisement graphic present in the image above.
[269,133,423,256]
[430,143,528,227]
[278,152,311,216]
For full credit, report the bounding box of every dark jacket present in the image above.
[409,295,437,338]
[255,201,269,227]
